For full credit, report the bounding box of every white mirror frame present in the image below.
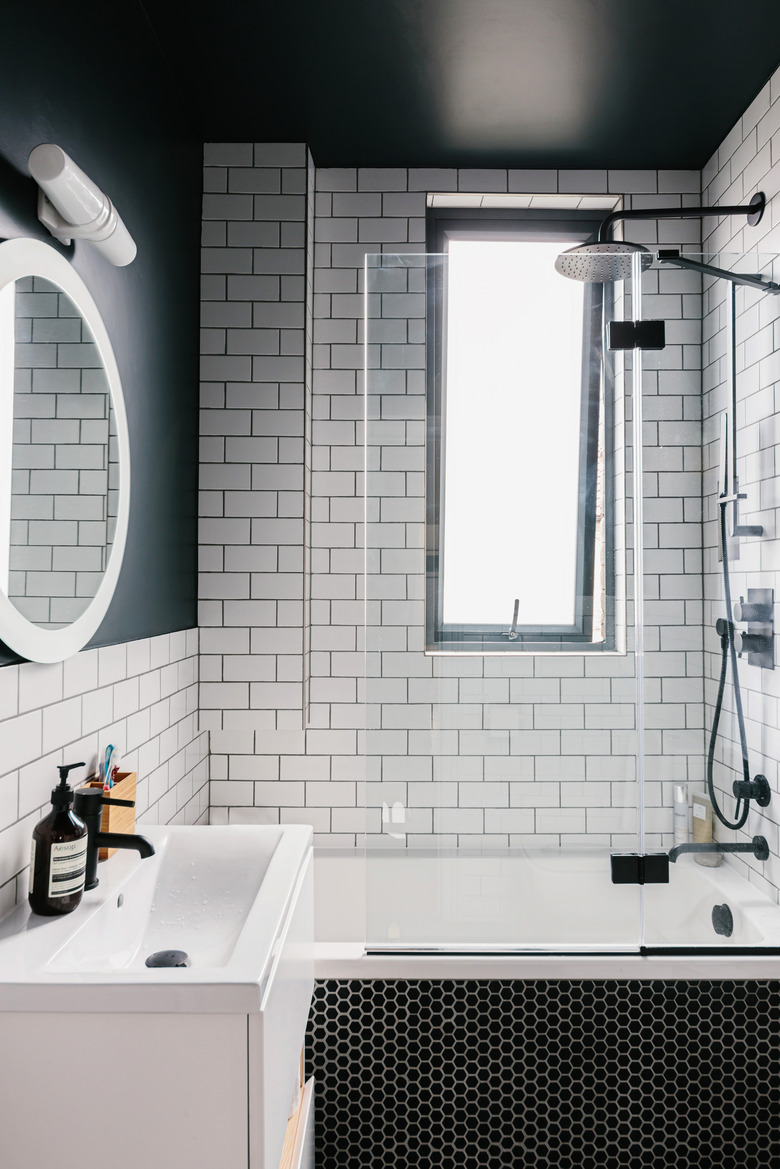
[0,238,130,662]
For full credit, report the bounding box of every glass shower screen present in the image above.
[364,251,642,952]
[637,250,780,950]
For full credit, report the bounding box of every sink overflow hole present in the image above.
[116,894,124,908]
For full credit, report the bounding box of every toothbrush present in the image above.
[110,748,122,785]
[103,744,114,791]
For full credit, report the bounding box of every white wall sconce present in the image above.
[27,144,137,267]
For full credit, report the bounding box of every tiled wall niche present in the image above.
[200,151,709,851]
[0,629,208,914]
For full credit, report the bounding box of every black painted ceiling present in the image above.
[143,0,780,169]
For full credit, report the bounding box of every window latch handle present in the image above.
[502,598,520,641]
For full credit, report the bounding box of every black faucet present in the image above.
[73,787,155,890]
[668,835,769,864]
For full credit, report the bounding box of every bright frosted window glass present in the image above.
[442,239,585,627]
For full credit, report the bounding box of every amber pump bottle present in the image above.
[28,762,89,916]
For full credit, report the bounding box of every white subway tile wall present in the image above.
[3,65,780,923]
[200,142,315,833]
[10,277,118,625]
[201,146,709,851]
[697,70,780,901]
[0,628,208,915]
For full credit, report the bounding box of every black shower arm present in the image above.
[597,192,766,242]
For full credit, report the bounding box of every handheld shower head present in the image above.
[554,241,652,283]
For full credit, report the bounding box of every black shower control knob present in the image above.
[733,600,772,623]
[732,775,771,807]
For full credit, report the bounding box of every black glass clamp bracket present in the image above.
[607,319,666,351]
[611,853,670,885]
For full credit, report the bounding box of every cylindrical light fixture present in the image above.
[28,143,137,267]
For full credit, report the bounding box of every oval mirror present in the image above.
[0,238,129,662]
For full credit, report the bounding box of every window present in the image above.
[426,208,612,652]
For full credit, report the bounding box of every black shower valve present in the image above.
[732,774,772,807]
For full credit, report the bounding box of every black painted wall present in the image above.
[0,1,201,664]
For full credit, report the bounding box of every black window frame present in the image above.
[426,207,615,653]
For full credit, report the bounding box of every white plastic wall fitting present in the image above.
[27,143,137,267]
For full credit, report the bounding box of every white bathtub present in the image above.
[314,849,780,980]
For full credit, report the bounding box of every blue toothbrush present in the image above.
[104,744,115,789]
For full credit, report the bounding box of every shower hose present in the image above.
[706,501,750,830]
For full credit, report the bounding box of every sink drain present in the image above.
[145,949,191,968]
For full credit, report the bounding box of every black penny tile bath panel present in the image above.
[306,979,780,1169]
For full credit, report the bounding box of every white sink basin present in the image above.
[0,823,313,1013]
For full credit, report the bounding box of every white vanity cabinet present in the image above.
[0,827,315,1169]
[250,850,315,1169]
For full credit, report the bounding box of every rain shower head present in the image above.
[554,192,767,284]
[554,241,652,283]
